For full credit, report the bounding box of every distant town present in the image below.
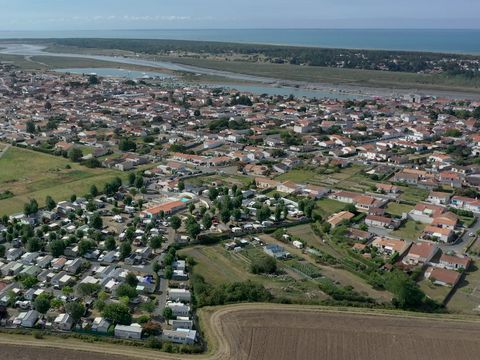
[0,57,480,354]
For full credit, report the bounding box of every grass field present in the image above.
[391,220,426,241]
[0,146,122,215]
[398,186,429,203]
[448,263,480,314]
[314,198,347,218]
[418,279,452,304]
[386,202,414,217]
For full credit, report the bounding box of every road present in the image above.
[0,143,11,159]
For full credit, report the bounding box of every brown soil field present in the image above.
[2,304,480,360]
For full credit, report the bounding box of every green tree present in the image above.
[178,181,185,191]
[170,216,181,231]
[250,255,277,274]
[116,284,138,299]
[256,205,271,222]
[104,236,116,251]
[68,147,83,162]
[202,213,212,230]
[77,283,100,297]
[34,294,51,314]
[102,303,132,325]
[120,242,132,259]
[27,237,42,252]
[45,196,56,211]
[125,272,139,288]
[49,239,66,257]
[90,212,103,230]
[185,216,201,240]
[162,307,173,320]
[90,185,99,197]
[150,236,163,251]
[26,120,36,134]
[65,301,85,322]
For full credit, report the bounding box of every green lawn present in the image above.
[398,186,429,203]
[386,202,414,217]
[0,146,123,215]
[447,263,480,314]
[276,169,318,183]
[314,198,347,218]
[418,279,452,304]
[391,220,425,241]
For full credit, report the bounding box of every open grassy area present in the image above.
[398,186,429,203]
[386,202,414,217]
[391,220,426,241]
[0,146,123,215]
[314,198,347,218]
[418,279,452,304]
[448,263,480,314]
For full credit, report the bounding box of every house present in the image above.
[171,318,193,330]
[430,212,458,230]
[162,329,197,345]
[15,310,39,328]
[141,200,187,218]
[91,317,111,333]
[402,242,439,266]
[168,288,191,303]
[422,226,454,243]
[302,185,330,199]
[371,237,410,256]
[425,267,461,287]
[276,181,301,194]
[327,211,355,228]
[438,254,471,271]
[451,196,480,213]
[263,244,290,259]
[365,215,398,229]
[408,203,445,224]
[166,301,190,317]
[114,323,143,339]
[376,183,400,194]
[255,177,279,190]
[427,191,452,205]
[54,313,74,331]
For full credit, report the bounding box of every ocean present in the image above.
[0,29,480,54]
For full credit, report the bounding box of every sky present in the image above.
[0,0,480,30]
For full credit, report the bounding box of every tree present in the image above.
[134,175,144,189]
[125,272,139,288]
[202,213,212,230]
[164,266,173,280]
[102,303,132,325]
[116,284,138,299]
[208,188,219,201]
[0,245,5,258]
[24,199,39,216]
[250,255,277,274]
[256,205,271,222]
[88,74,99,85]
[49,239,66,257]
[65,301,85,322]
[233,208,242,221]
[78,239,94,256]
[387,271,425,310]
[68,147,83,162]
[26,120,36,134]
[120,242,132,259]
[34,294,51,314]
[178,181,185,191]
[128,172,136,186]
[104,236,116,251]
[170,216,181,231]
[188,203,195,214]
[150,236,163,251]
[153,262,161,274]
[77,283,100,297]
[162,307,173,320]
[90,185,99,197]
[220,208,231,223]
[45,196,56,211]
[185,216,201,240]
[119,138,137,152]
[20,275,38,289]
[90,212,103,230]
[27,237,42,252]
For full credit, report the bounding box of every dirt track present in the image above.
[2,304,480,360]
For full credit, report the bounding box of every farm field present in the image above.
[314,198,346,218]
[205,304,480,360]
[0,146,122,215]
[179,244,326,302]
